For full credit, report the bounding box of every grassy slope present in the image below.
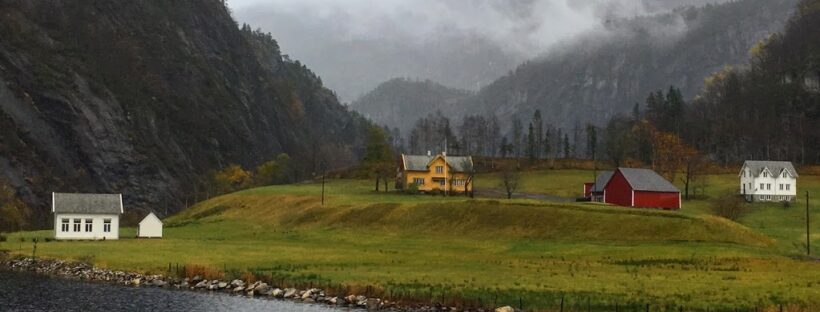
[2,174,819,310]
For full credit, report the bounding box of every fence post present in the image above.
[560,295,564,312]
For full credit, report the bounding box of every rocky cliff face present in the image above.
[464,0,798,130]
[0,1,368,223]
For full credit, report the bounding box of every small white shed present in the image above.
[137,212,163,238]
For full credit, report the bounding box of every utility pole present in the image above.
[807,191,811,256]
[321,161,328,206]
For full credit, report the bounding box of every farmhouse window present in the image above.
[413,178,425,185]
[780,184,784,190]
[73,219,81,232]
[439,179,446,186]
[435,166,444,174]
[103,219,111,233]
[767,184,771,190]
[786,184,791,191]
[85,219,93,232]
[61,219,69,232]
[760,183,764,190]
[763,172,768,178]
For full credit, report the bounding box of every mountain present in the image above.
[463,0,799,131]
[353,0,797,133]
[351,78,473,134]
[0,1,368,225]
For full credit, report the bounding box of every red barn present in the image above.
[603,168,681,210]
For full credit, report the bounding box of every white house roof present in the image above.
[52,193,123,214]
[742,160,798,178]
[401,154,473,172]
[139,212,163,225]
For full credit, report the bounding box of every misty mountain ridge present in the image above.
[233,0,735,104]
[352,0,797,134]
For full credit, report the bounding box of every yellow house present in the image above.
[397,153,474,193]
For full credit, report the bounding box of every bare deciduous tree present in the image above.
[499,165,520,199]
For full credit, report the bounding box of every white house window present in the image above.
[763,172,768,178]
[760,183,764,190]
[61,219,69,232]
[780,184,784,190]
[73,219,81,232]
[413,178,424,185]
[435,166,444,174]
[786,184,791,191]
[103,219,112,233]
[84,219,93,232]
[767,184,771,190]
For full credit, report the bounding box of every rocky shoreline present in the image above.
[1,257,515,312]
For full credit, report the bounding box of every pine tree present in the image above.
[533,110,543,159]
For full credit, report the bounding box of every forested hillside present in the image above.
[0,1,369,228]
[464,0,798,131]
[683,0,820,164]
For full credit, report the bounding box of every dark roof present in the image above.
[614,168,680,193]
[52,193,123,214]
[590,171,614,193]
[742,160,798,178]
[402,154,473,172]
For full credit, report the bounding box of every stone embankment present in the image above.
[1,257,518,312]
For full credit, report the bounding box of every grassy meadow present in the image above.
[2,171,819,311]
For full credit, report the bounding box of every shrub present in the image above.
[710,193,750,221]
[404,183,419,195]
[0,234,6,242]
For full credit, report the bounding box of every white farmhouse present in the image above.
[739,161,798,202]
[137,212,163,238]
[52,193,123,240]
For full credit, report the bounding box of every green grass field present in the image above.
[2,171,819,311]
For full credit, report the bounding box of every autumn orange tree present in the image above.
[212,164,253,195]
[650,127,709,199]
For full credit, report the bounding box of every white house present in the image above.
[137,212,163,238]
[52,193,123,240]
[739,161,798,202]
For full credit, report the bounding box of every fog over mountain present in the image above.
[229,0,729,102]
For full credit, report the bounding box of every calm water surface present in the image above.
[0,270,342,312]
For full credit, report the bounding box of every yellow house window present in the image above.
[435,166,443,174]
[413,178,425,185]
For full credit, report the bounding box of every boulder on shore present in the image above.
[271,288,285,298]
[283,288,298,298]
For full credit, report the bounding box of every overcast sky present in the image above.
[226,0,662,56]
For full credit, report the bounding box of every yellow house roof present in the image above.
[401,154,473,172]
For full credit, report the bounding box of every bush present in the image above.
[0,234,6,242]
[404,183,419,195]
[710,194,750,221]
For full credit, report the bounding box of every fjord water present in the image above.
[0,271,340,312]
